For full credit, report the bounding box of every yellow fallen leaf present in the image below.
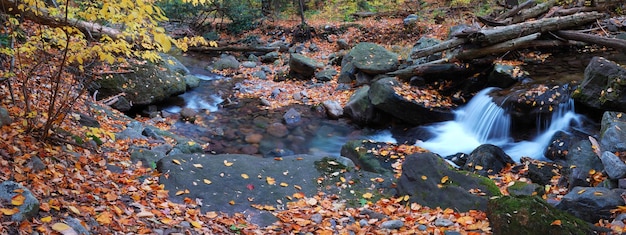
[241,174,249,179]
[41,216,52,223]
[0,208,18,215]
[172,159,181,165]
[11,194,25,206]
[294,185,302,191]
[193,163,203,168]
[475,165,484,170]
[266,176,276,185]
[229,200,235,205]
[52,223,77,234]
[67,205,80,215]
[421,175,427,180]
[280,182,288,187]
[96,211,112,225]
[175,189,189,195]
[362,192,373,199]
[441,176,449,184]
[224,160,234,166]
[161,217,174,225]
[191,221,202,228]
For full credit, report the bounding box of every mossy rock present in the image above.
[487,196,592,235]
[340,140,396,176]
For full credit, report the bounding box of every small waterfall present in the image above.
[417,87,582,161]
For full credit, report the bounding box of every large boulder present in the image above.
[157,154,395,226]
[573,57,626,112]
[488,196,592,235]
[561,140,604,189]
[486,62,531,88]
[289,53,323,80]
[599,111,626,153]
[340,140,397,176]
[397,152,501,212]
[343,85,390,126]
[346,42,399,75]
[211,54,240,71]
[556,186,625,223]
[369,77,453,125]
[94,57,189,107]
[407,37,442,65]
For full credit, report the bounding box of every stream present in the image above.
[157,51,622,162]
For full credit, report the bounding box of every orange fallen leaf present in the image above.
[441,176,449,184]
[11,194,25,206]
[0,208,19,215]
[229,200,235,205]
[96,211,112,225]
[551,220,562,226]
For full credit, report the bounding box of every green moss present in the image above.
[477,175,502,196]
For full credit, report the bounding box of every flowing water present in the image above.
[416,87,584,161]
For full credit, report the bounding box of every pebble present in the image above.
[434,218,454,227]
[359,219,368,227]
[380,220,404,229]
[311,213,323,224]
[418,224,427,231]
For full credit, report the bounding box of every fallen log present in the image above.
[188,46,279,53]
[495,0,536,21]
[0,0,122,40]
[507,0,556,24]
[469,11,605,45]
[387,62,472,80]
[456,33,542,60]
[409,37,468,60]
[554,30,626,52]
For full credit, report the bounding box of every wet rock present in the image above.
[408,37,442,65]
[397,152,501,212]
[494,84,573,129]
[184,74,200,89]
[343,85,390,126]
[521,157,560,186]
[111,97,132,112]
[283,108,301,125]
[315,69,338,82]
[600,151,626,179]
[27,156,45,172]
[65,216,90,235]
[488,196,592,235]
[599,111,626,153]
[160,53,190,75]
[263,148,294,158]
[573,57,626,112]
[0,107,11,126]
[337,61,357,83]
[267,123,289,138]
[369,77,453,125]
[562,140,604,188]
[142,127,166,141]
[289,53,323,80]
[340,140,396,176]
[179,107,198,122]
[346,42,399,75]
[487,62,530,88]
[322,100,343,119]
[463,144,515,176]
[0,181,39,222]
[244,133,263,144]
[556,186,625,223]
[544,131,574,161]
[211,54,240,71]
[252,70,267,80]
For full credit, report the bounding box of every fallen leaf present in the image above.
[229,200,235,205]
[67,205,80,215]
[247,184,254,190]
[266,176,276,185]
[0,208,19,215]
[224,160,234,166]
[193,163,203,168]
[241,174,249,179]
[306,197,317,206]
[172,159,181,165]
[441,176,449,184]
[191,221,202,228]
[52,223,78,235]
[96,211,112,225]
[11,194,25,206]
[203,179,212,185]
[551,220,562,226]
[280,182,288,187]
[421,175,427,180]
[41,216,52,223]
[362,192,373,199]
[206,211,218,219]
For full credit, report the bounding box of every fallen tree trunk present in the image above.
[507,0,556,24]
[188,46,279,53]
[456,33,542,60]
[469,11,605,45]
[387,62,472,80]
[409,38,468,60]
[0,0,123,40]
[495,0,536,21]
[555,30,626,52]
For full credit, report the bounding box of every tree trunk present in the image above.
[555,30,626,52]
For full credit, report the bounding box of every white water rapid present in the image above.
[416,88,583,162]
